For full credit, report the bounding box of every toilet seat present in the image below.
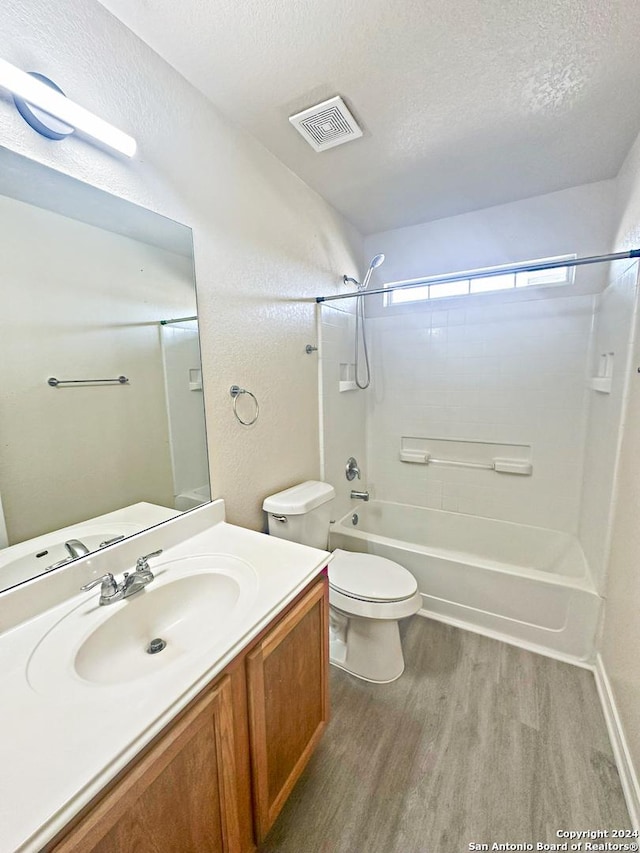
[329,585,423,621]
[328,549,422,621]
[329,549,418,602]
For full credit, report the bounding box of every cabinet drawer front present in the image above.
[247,580,329,840]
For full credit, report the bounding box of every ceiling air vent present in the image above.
[289,96,363,152]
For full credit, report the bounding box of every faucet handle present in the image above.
[81,573,115,591]
[345,456,361,481]
[136,549,163,572]
[81,573,118,600]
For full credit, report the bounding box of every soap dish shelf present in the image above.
[588,377,612,394]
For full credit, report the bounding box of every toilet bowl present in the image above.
[263,481,422,683]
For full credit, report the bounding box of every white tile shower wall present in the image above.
[160,323,209,499]
[367,293,595,531]
[319,304,367,522]
[579,261,639,592]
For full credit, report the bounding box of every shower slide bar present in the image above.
[315,249,640,304]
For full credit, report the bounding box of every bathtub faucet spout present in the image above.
[350,490,370,502]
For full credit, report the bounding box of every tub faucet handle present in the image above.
[345,457,361,481]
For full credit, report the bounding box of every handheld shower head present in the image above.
[360,253,385,290]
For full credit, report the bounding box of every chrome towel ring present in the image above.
[230,385,259,426]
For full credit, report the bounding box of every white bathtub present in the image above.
[329,501,601,662]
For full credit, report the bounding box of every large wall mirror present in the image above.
[0,146,209,593]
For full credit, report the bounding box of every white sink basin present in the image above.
[27,554,258,693]
[75,573,241,684]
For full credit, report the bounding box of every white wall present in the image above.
[599,129,640,812]
[0,0,363,532]
[0,193,196,544]
[363,180,617,297]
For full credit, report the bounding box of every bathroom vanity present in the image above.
[0,500,330,852]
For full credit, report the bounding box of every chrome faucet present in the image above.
[45,539,89,572]
[80,549,163,605]
[345,457,361,481]
[65,539,90,559]
[350,490,369,502]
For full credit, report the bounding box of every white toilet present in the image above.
[263,481,422,683]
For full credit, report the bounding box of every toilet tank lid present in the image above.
[263,481,336,514]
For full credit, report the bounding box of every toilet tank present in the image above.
[263,481,335,549]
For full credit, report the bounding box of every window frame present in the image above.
[382,254,577,307]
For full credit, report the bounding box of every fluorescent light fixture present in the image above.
[0,58,136,157]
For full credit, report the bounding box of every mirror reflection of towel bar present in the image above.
[48,376,129,387]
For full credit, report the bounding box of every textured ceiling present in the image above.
[98,0,640,235]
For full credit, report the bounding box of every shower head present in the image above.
[342,253,386,290]
[360,253,385,290]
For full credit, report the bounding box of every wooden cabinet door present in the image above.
[246,579,329,841]
[53,675,241,853]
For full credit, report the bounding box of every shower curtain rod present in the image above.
[315,249,640,304]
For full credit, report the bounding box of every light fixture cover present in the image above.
[0,58,136,157]
[13,73,74,140]
[289,96,363,152]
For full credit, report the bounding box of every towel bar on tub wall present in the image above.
[399,450,532,475]
[230,385,260,426]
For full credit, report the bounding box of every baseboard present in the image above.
[417,608,594,670]
[594,654,640,829]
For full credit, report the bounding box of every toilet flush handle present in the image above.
[271,514,287,523]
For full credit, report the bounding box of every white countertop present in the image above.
[0,501,330,853]
[0,502,179,590]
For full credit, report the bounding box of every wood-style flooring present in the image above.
[260,617,629,853]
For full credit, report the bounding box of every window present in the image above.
[384,254,576,306]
